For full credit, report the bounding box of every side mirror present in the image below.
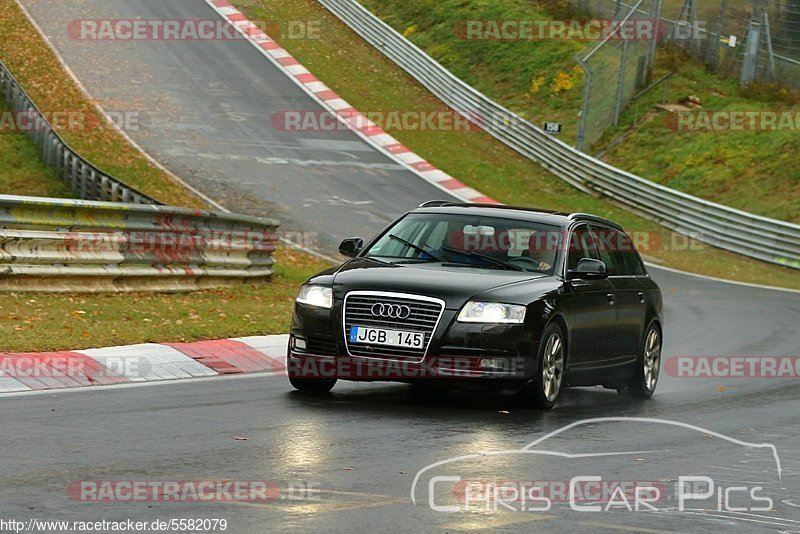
[339,237,364,258]
[567,258,608,280]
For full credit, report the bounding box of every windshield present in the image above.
[364,212,561,274]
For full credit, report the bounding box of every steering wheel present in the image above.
[507,256,545,270]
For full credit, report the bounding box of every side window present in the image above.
[590,225,629,276]
[618,231,647,275]
[567,224,599,271]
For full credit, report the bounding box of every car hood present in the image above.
[331,257,549,308]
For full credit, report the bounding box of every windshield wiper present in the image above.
[387,234,447,262]
[440,246,525,272]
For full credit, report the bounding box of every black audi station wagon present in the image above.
[288,202,663,408]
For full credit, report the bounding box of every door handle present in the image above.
[638,292,646,304]
[607,293,616,306]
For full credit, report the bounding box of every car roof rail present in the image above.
[568,212,624,230]
[417,200,454,208]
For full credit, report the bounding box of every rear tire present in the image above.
[518,323,565,410]
[618,322,661,399]
[289,376,337,393]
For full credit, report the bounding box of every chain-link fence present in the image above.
[658,0,800,86]
[753,1,800,86]
[580,0,800,87]
[576,0,661,150]
[574,0,800,149]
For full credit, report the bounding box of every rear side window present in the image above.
[590,225,645,276]
[618,232,647,275]
[567,224,599,271]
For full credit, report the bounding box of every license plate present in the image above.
[349,326,424,349]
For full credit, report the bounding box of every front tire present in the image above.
[519,323,565,409]
[618,322,661,399]
[289,376,337,393]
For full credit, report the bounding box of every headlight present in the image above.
[296,285,333,309]
[457,302,526,324]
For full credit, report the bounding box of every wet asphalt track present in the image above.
[6,0,800,531]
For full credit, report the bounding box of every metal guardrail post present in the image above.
[614,38,630,126]
[764,11,778,78]
[576,56,592,151]
[646,0,662,84]
[741,19,763,84]
[706,0,728,70]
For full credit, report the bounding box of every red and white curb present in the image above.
[0,335,288,393]
[204,0,498,205]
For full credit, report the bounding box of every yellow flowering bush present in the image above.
[551,71,574,94]
[530,75,546,94]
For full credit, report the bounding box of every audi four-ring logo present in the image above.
[371,303,411,319]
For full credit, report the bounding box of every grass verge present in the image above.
[0,99,74,198]
[0,0,207,208]
[233,0,799,289]
[0,249,329,353]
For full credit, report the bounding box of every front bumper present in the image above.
[289,301,538,383]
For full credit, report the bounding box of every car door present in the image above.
[590,225,645,365]
[561,223,617,375]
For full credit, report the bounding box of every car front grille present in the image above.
[343,292,444,362]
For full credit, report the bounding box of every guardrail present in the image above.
[0,59,280,291]
[0,195,279,292]
[319,0,800,270]
[0,61,156,204]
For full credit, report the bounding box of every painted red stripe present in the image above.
[472,195,501,204]
[260,41,282,51]
[163,340,242,374]
[277,57,300,67]
[383,143,410,154]
[315,90,338,101]
[212,0,231,6]
[438,178,466,190]
[168,340,284,375]
[0,353,70,389]
[227,13,246,22]
[295,73,319,84]
[0,355,49,390]
[359,124,385,136]
[35,356,84,388]
[76,356,128,385]
[410,161,436,172]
